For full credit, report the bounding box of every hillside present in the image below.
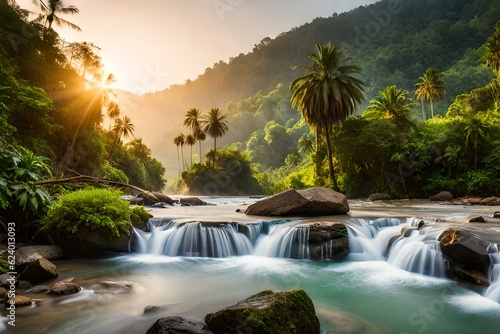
[122,0,500,178]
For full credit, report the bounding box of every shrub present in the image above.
[44,188,132,239]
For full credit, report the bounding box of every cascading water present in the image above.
[485,243,500,302]
[253,223,309,258]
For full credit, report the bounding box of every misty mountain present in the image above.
[119,0,500,178]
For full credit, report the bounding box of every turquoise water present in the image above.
[3,199,500,333]
[4,253,499,333]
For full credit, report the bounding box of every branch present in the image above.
[35,175,160,203]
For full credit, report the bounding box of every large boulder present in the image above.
[48,279,81,295]
[18,254,58,284]
[429,191,453,201]
[306,222,349,260]
[51,225,130,257]
[146,316,212,334]
[16,245,64,265]
[205,289,320,334]
[245,188,349,216]
[438,228,492,278]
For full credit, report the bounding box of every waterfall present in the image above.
[253,223,309,258]
[485,243,500,302]
[134,221,252,257]
[346,217,447,277]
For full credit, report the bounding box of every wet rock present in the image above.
[25,285,50,293]
[429,191,453,201]
[494,211,500,218]
[5,295,32,307]
[0,287,6,299]
[0,274,17,289]
[438,228,491,277]
[18,255,58,284]
[179,197,208,206]
[307,222,349,260]
[146,316,212,334]
[97,280,142,294]
[18,280,31,289]
[452,267,490,286]
[48,279,81,295]
[51,225,131,257]
[369,193,391,201]
[245,187,349,217]
[144,305,165,315]
[138,192,175,206]
[205,289,320,334]
[15,245,64,266]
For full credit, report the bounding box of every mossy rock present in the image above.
[205,289,320,334]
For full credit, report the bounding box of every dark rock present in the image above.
[18,280,31,289]
[5,295,32,307]
[0,274,17,289]
[143,305,165,315]
[494,211,500,218]
[0,287,6,299]
[48,279,81,295]
[438,228,492,277]
[245,187,349,216]
[146,316,212,334]
[307,222,349,260]
[25,285,50,293]
[179,197,208,206]
[449,267,490,286]
[51,225,131,257]
[138,192,175,206]
[429,191,453,201]
[16,245,64,265]
[205,289,320,334]
[469,216,486,223]
[369,193,391,201]
[18,255,58,284]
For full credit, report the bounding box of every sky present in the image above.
[17,0,377,94]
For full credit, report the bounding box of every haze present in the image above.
[17,0,377,94]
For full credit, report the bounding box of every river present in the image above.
[2,198,500,333]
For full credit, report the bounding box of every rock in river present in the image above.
[245,187,349,216]
[205,289,320,334]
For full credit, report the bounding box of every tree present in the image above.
[485,22,500,78]
[185,134,195,167]
[290,42,364,189]
[31,0,81,41]
[464,116,489,169]
[184,108,204,163]
[108,115,134,162]
[106,101,120,130]
[414,68,445,122]
[173,133,185,174]
[202,108,228,168]
[363,85,415,147]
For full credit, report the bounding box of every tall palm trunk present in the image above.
[212,137,217,168]
[323,125,338,191]
[420,98,426,121]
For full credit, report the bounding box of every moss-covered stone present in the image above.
[205,289,320,334]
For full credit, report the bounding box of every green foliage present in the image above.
[182,148,263,195]
[0,259,9,274]
[130,205,153,227]
[101,161,129,184]
[44,187,132,239]
[0,146,52,228]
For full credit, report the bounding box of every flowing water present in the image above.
[2,199,500,333]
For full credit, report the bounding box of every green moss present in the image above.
[44,187,133,239]
[0,259,9,274]
[130,205,152,227]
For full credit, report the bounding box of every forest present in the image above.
[0,0,165,232]
[1,0,500,235]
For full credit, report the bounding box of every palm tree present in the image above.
[193,127,206,163]
[184,108,205,163]
[291,42,364,189]
[185,134,195,168]
[202,108,228,168]
[173,133,185,172]
[31,0,81,40]
[485,22,500,78]
[108,116,135,162]
[464,116,489,169]
[414,68,445,122]
[363,85,415,147]
[106,101,120,130]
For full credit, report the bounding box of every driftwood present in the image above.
[36,175,160,203]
